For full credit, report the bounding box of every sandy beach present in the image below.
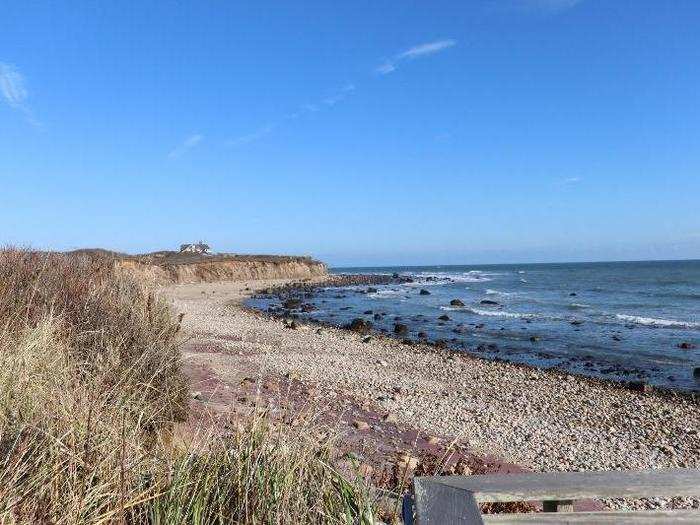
[163,278,700,511]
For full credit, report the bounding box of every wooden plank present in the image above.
[419,468,700,502]
[413,478,484,524]
[482,509,700,524]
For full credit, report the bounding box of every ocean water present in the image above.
[250,260,700,391]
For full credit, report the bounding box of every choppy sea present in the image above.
[248,260,700,391]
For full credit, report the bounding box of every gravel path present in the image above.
[163,279,700,511]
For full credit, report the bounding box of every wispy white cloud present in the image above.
[168,134,203,159]
[0,62,41,127]
[398,40,457,60]
[227,124,276,147]
[228,84,356,147]
[375,62,396,75]
[375,39,457,75]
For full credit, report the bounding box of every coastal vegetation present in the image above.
[0,248,374,524]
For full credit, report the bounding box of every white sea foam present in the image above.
[615,314,699,329]
[485,289,519,297]
[568,303,590,309]
[408,270,500,284]
[440,305,536,319]
[368,289,401,298]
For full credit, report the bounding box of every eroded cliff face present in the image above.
[118,258,328,285]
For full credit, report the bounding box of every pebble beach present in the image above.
[164,278,700,511]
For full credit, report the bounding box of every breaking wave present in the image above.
[615,314,699,329]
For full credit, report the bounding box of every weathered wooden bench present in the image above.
[405,468,700,524]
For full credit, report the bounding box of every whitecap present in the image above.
[615,314,699,329]
[440,305,536,319]
[485,289,519,297]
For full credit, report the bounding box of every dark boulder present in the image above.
[300,303,316,312]
[678,342,696,350]
[419,289,431,295]
[394,323,408,335]
[367,287,378,293]
[480,299,499,306]
[438,314,450,321]
[418,331,428,339]
[450,299,465,307]
[629,381,652,393]
[373,313,382,321]
[282,298,302,309]
[346,318,372,334]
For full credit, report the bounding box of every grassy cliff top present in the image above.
[65,248,323,266]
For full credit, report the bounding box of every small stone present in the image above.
[191,391,203,400]
[352,420,370,431]
[383,413,398,423]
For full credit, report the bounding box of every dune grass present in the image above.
[0,248,376,524]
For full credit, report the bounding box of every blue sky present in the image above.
[2,1,699,266]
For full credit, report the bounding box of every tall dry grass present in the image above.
[0,248,375,524]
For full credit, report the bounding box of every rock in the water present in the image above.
[419,289,431,295]
[678,342,696,350]
[438,314,450,321]
[480,299,499,306]
[346,318,372,334]
[282,298,302,309]
[529,336,540,342]
[394,323,408,335]
[450,299,465,307]
[629,381,652,393]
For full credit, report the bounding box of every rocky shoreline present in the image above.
[165,278,700,512]
[250,275,699,396]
